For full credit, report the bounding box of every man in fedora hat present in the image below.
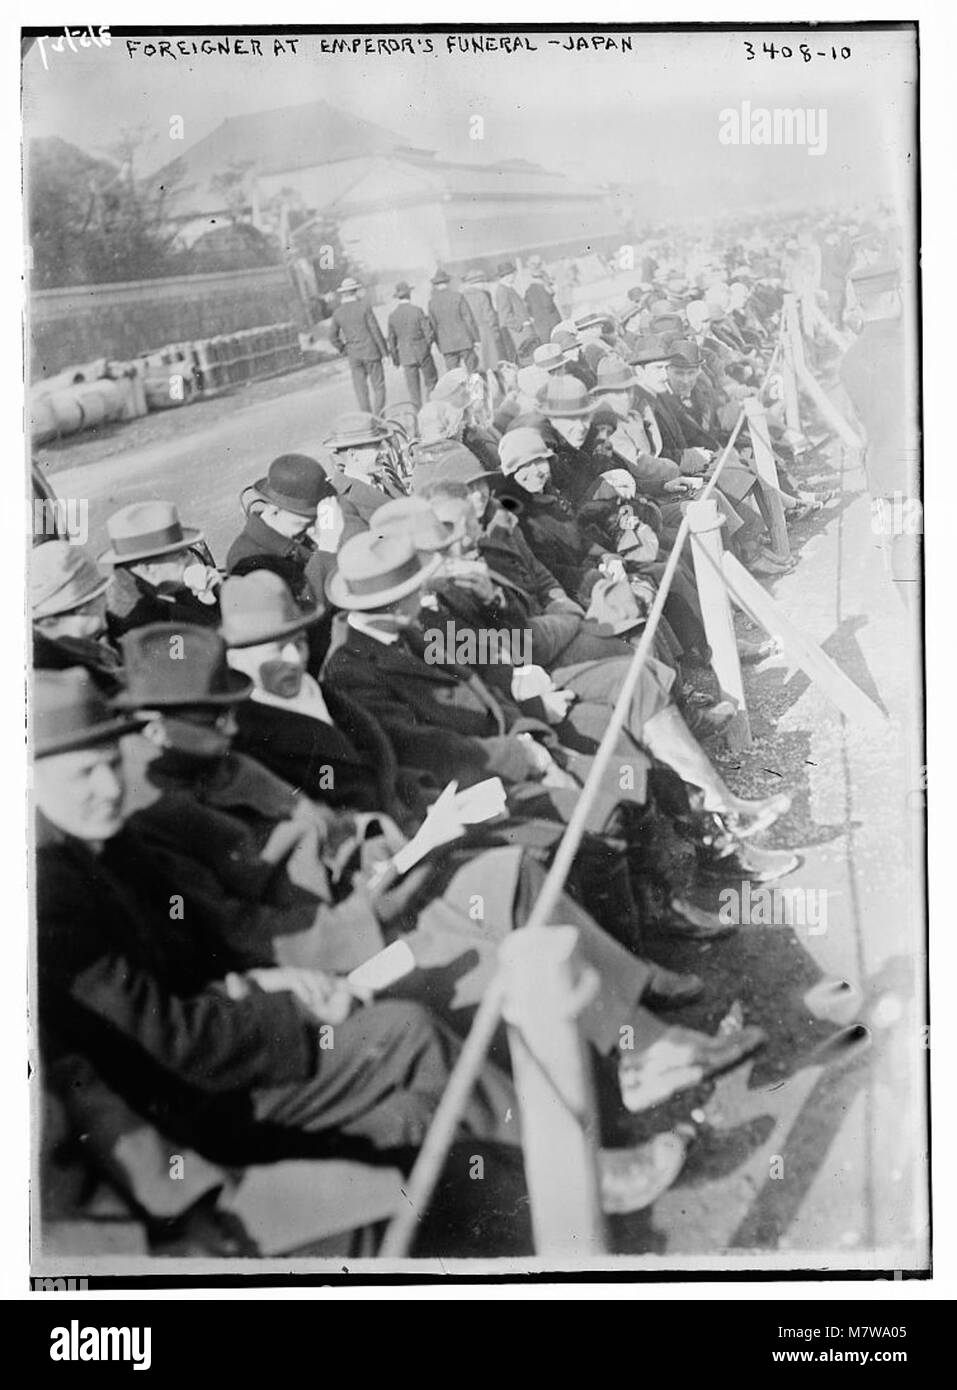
[590,354,683,497]
[226,454,338,613]
[35,671,518,1184]
[461,267,504,372]
[100,500,221,640]
[322,413,409,548]
[329,275,389,414]
[386,280,438,410]
[31,540,122,690]
[549,326,596,390]
[495,261,537,365]
[428,269,479,373]
[524,258,561,344]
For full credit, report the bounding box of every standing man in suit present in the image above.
[386,281,438,410]
[428,269,479,372]
[524,257,562,344]
[495,260,537,364]
[461,267,504,372]
[329,276,388,415]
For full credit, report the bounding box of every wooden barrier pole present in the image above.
[743,397,791,561]
[500,926,607,1257]
[687,499,752,751]
[720,552,887,731]
[781,329,802,434]
[785,292,863,449]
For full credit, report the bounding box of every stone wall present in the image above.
[29,266,305,380]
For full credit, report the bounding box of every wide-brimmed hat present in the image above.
[575,311,614,335]
[99,501,203,567]
[394,280,413,298]
[246,453,336,519]
[323,413,391,451]
[497,260,516,277]
[532,343,566,373]
[648,313,685,337]
[668,339,705,369]
[463,267,486,284]
[629,334,678,366]
[430,369,470,409]
[550,328,581,357]
[113,624,251,708]
[326,533,440,611]
[411,439,496,494]
[31,541,110,619]
[431,269,451,286]
[536,375,593,418]
[499,428,554,477]
[338,276,362,293]
[371,497,455,553]
[220,570,320,649]
[590,354,639,394]
[417,400,464,445]
[34,667,143,758]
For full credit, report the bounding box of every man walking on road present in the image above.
[428,269,479,373]
[330,276,388,415]
[386,281,438,410]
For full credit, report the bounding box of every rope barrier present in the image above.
[379,323,787,1258]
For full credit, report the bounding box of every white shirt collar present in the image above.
[347,612,402,646]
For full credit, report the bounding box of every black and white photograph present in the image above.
[20,18,930,1287]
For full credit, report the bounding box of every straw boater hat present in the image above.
[31,541,110,619]
[34,667,143,758]
[243,454,335,519]
[532,343,566,374]
[112,624,251,710]
[370,497,455,553]
[338,277,362,293]
[219,570,321,649]
[326,532,440,611]
[98,501,203,567]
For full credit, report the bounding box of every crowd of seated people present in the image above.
[32,212,882,1257]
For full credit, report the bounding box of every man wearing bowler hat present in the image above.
[226,453,338,611]
[329,275,389,414]
[31,539,122,689]
[386,280,438,410]
[427,269,479,373]
[100,500,221,640]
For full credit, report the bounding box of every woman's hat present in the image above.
[536,375,593,418]
[113,624,252,708]
[246,453,335,519]
[220,570,321,648]
[34,667,143,758]
[371,497,455,553]
[326,533,440,611]
[99,501,203,567]
[499,428,554,477]
[590,355,639,394]
[31,541,109,619]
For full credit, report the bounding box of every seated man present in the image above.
[322,414,409,546]
[226,453,339,607]
[31,540,122,691]
[100,500,222,639]
[35,668,495,1175]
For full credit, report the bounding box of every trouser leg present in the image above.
[368,358,386,414]
[349,359,371,413]
[403,364,422,409]
[420,353,438,395]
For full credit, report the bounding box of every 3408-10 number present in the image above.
[744,41,851,62]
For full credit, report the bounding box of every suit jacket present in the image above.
[387,302,435,366]
[329,299,387,363]
[233,684,434,826]
[524,279,561,342]
[332,473,403,547]
[36,816,316,1119]
[322,621,551,789]
[428,288,479,353]
[462,287,503,371]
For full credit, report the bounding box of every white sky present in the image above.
[22,26,916,210]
